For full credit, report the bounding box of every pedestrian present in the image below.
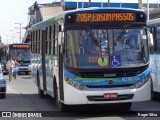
[12,59,20,73]
[6,57,14,81]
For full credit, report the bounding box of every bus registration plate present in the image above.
[103,93,118,99]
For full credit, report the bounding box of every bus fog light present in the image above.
[135,75,150,88]
[136,82,142,88]
[142,79,145,84]
[68,80,73,85]
[73,83,78,87]
[79,85,84,90]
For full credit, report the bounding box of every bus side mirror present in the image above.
[148,32,153,46]
[58,32,64,45]
[58,32,64,54]
[58,22,64,45]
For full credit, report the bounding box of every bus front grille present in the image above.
[80,71,139,78]
[86,84,134,88]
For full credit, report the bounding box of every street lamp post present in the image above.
[5,35,8,44]
[147,0,149,21]
[15,22,23,43]
[10,30,15,43]
[108,0,110,7]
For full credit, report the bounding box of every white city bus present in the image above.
[8,43,31,74]
[31,7,151,111]
[147,18,160,98]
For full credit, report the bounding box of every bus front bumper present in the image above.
[63,80,151,105]
[17,67,31,73]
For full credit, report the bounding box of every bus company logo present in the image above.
[108,80,113,84]
[2,112,11,117]
[1,112,42,117]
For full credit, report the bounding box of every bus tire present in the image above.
[118,102,132,110]
[0,93,6,98]
[151,86,159,100]
[151,80,158,100]
[151,82,154,100]
[37,75,46,98]
[54,82,68,112]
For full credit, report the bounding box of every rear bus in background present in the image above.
[8,43,31,74]
[31,8,151,111]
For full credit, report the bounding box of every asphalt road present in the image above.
[1,74,160,120]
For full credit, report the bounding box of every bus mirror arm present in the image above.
[148,32,153,46]
[60,45,64,54]
[58,32,64,45]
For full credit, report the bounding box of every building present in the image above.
[22,1,160,43]
[22,1,63,43]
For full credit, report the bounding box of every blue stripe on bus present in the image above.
[64,68,150,86]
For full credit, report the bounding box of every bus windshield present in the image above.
[9,48,30,61]
[65,27,149,69]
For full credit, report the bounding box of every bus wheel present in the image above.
[54,83,68,112]
[151,87,159,100]
[0,93,6,98]
[37,76,46,98]
[151,81,158,100]
[118,102,132,110]
[38,87,46,98]
[151,84,155,100]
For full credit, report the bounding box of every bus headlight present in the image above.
[65,78,85,90]
[135,74,151,88]
[28,65,31,70]
[68,80,73,85]
[73,83,79,87]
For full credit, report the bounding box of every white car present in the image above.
[0,63,6,98]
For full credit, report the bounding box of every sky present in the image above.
[0,0,160,44]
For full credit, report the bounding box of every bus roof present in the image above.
[31,7,146,30]
[147,18,160,26]
[65,7,145,14]
[31,13,64,30]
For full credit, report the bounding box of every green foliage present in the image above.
[0,35,2,43]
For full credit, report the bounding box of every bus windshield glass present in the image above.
[65,27,149,69]
[9,48,30,61]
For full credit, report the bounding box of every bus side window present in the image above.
[156,26,160,54]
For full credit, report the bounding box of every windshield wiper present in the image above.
[84,25,101,47]
[114,25,128,46]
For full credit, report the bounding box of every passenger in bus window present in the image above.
[114,38,129,51]
[128,35,137,50]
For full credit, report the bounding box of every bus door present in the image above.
[58,23,64,101]
[42,29,47,92]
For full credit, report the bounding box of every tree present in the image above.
[0,35,2,43]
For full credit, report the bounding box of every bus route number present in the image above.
[76,12,136,22]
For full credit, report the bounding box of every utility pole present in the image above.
[138,0,143,9]
[108,0,110,7]
[147,0,149,21]
[88,0,91,7]
[10,30,15,43]
[15,22,23,43]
